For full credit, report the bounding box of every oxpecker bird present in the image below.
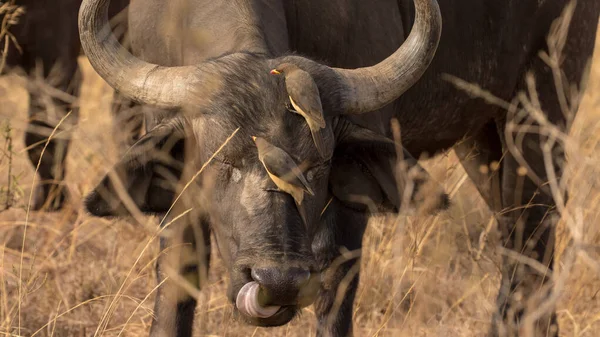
[270,63,327,158]
[252,136,314,224]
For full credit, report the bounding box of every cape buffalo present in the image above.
[79,0,599,336]
[1,0,128,210]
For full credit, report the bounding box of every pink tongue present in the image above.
[236,282,281,318]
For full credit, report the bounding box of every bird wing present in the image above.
[286,71,326,128]
[261,148,315,196]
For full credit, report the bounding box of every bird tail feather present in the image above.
[312,129,327,159]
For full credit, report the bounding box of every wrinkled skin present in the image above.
[1,0,130,211]
[79,0,600,337]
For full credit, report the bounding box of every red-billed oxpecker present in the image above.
[270,63,328,159]
[252,136,314,225]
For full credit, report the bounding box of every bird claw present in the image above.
[285,102,297,112]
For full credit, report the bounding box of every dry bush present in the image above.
[0,10,600,337]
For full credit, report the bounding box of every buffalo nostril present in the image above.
[292,268,311,286]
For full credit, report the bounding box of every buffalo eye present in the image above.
[306,169,315,182]
[214,159,242,183]
[285,102,295,112]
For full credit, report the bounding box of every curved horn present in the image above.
[335,0,442,114]
[79,0,210,109]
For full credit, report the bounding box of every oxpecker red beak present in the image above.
[270,69,281,75]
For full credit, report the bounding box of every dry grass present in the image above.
[1,20,600,337]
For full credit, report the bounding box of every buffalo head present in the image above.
[80,0,446,327]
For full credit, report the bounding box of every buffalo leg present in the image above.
[457,117,558,337]
[312,198,368,337]
[491,124,560,337]
[24,61,81,211]
[490,6,595,336]
[458,118,558,336]
[150,212,210,337]
[455,109,556,336]
[17,0,83,211]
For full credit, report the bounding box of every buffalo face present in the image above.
[86,57,336,325]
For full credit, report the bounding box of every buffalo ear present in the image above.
[330,124,449,214]
[85,121,186,217]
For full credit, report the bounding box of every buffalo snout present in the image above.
[233,261,320,326]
